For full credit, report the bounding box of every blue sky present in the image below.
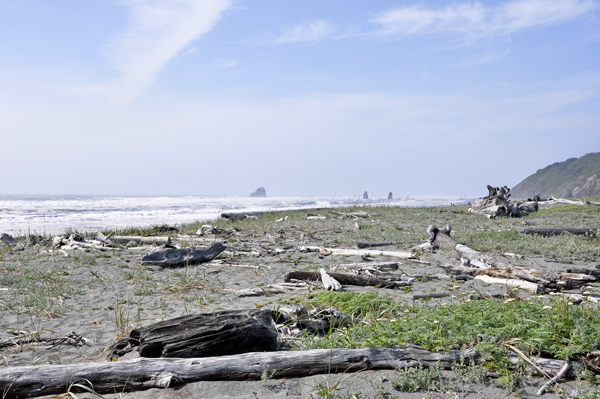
[1,0,599,197]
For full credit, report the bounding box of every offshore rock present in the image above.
[363,191,369,200]
[249,187,267,197]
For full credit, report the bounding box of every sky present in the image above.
[1,0,599,197]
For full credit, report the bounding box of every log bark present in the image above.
[284,271,402,288]
[523,228,599,237]
[111,309,277,359]
[141,243,226,267]
[0,345,477,398]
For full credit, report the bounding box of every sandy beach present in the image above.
[1,203,599,398]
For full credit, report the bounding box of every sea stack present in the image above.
[250,187,267,197]
[363,191,368,200]
[387,192,393,200]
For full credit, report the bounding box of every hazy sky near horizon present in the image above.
[1,0,599,197]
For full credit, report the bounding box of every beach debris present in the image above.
[0,233,16,246]
[421,225,596,291]
[523,227,599,238]
[331,210,370,219]
[319,267,342,291]
[2,345,488,398]
[141,242,226,267]
[469,185,539,218]
[104,235,171,246]
[306,213,326,220]
[0,331,91,350]
[299,245,414,259]
[284,270,408,288]
[108,309,277,360]
[249,186,267,197]
[275,216,288,222]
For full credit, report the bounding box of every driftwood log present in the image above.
[523,227,599,238]
[0,345,477,398]
[141,242,226,267]
[108,310,277,359]
[469,185,539,218]
[284,271,405,288]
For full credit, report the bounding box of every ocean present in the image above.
[0,195,472,237]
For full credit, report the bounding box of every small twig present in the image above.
[536,361,570,396]
[505,344,552,379]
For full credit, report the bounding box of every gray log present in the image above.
[0,345,477,398]
[284,271,403,288]
[141,242,226,267]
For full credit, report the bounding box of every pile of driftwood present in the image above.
[468,185,598,219]
[414,225,598,295]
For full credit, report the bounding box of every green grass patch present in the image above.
[297,292,600,363]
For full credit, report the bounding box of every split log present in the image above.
[0,345,477,398]
[284,271,404,288]
[141,243,226,267]
[523,228,599,238]
[109,310,277,359]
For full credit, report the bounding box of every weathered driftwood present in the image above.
[141,242,226,267]
[469,185,539,218]
[424,226,593,290]
[331,262,400,272]
[284,271,403,288]
[319,268,342,291]
[523,227,599,238]
[300,245,414,259]
[109,310,277,359]
[331,211,370,218]
[357,241,420,248]
[0,345,477,398]
[107,235,171,245]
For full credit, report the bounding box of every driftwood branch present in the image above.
[523,228,599,238]
[285,271,404,288]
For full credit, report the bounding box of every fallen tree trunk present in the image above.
[284,271,404,288]
[523,228,599,237]
[0,345,476,398]
[141,243,226,267]
[106,235,171,245]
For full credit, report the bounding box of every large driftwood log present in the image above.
[523,227,599,238]
[0,345,476,398]
[285,271,404,288]
[141,242,226,267]
[109,310,277,359]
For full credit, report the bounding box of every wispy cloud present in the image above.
[267,19,335,45]
[105,0,233,103]
[370,0,596,43]
[451,49,510,67]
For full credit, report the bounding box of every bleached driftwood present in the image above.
[319,267,342,291]
[331,261,400,272]
[331,211,370,218]
[0,345,478,398]
[473,275,542,293]
[300,246,414,259]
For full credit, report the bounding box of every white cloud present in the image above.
[104,0,232,103]
[268,19,335,45]
[370,0,596,42]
